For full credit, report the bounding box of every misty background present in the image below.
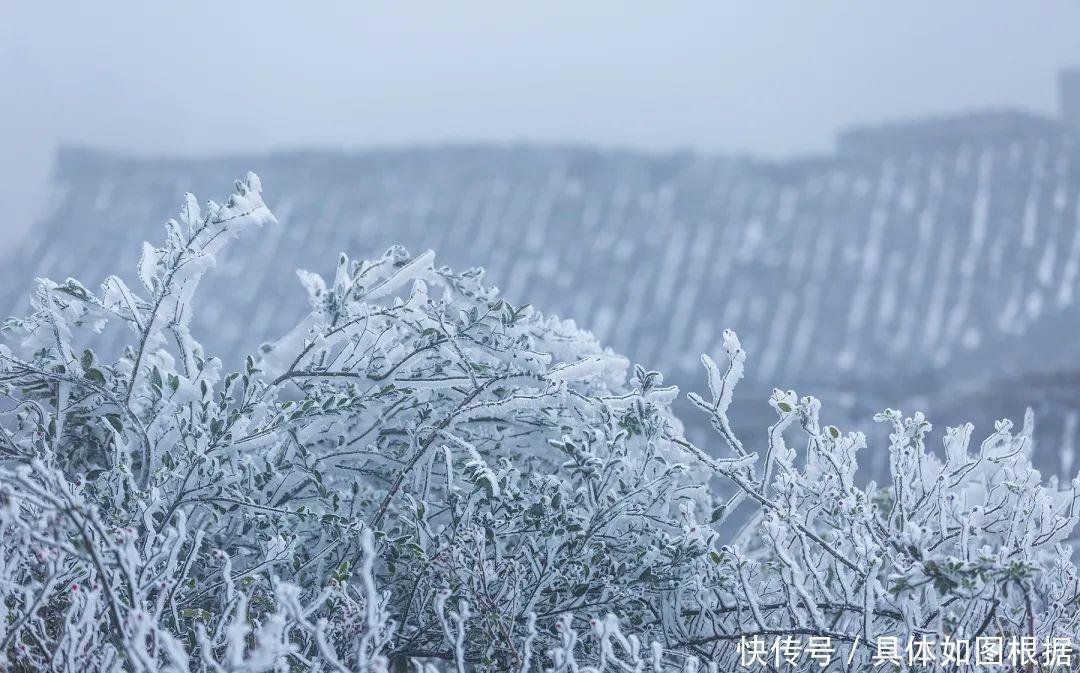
[3,1,1080,249]
[6,2,1080,481]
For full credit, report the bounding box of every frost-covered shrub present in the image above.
[0,175,717,672]
[0,174,1078,672]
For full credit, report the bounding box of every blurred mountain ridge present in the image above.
[4,108,1080,474]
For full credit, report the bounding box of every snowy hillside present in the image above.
[3,111,1080,465]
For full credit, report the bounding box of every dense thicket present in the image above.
[1,176,1077,672]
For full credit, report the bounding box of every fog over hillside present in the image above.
[4,2,1080,249]
[6,106,1080,480]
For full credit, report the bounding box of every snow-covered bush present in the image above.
[0,174,1078,672]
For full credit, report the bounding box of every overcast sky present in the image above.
[3,2,1080,247]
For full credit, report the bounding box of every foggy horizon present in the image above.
[4,2,1080,249]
